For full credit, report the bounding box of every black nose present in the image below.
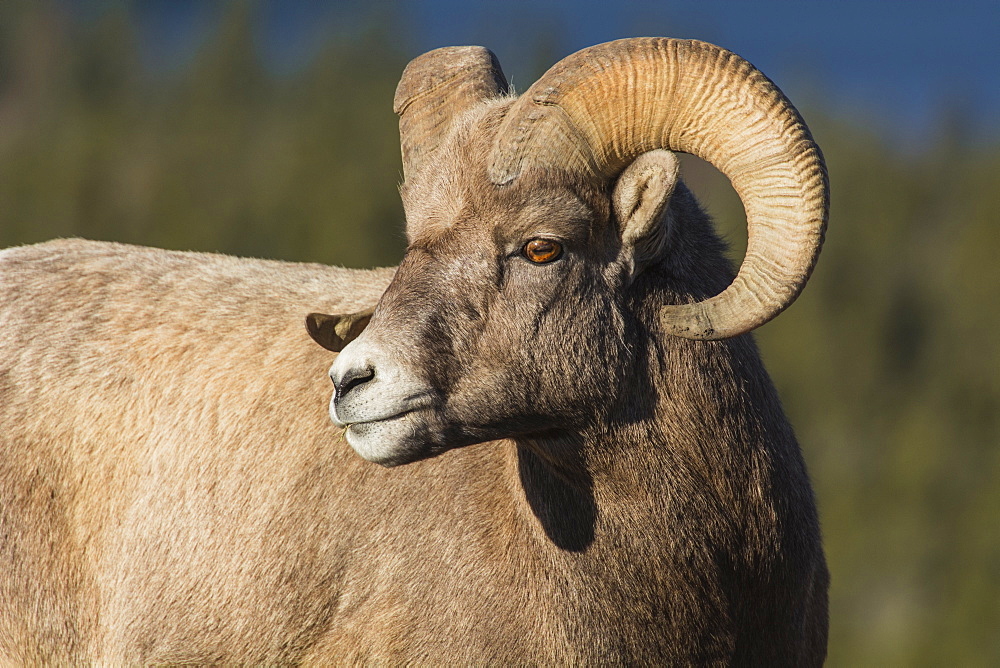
[334,364,375,401]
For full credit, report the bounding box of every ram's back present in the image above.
[0,239,394,663]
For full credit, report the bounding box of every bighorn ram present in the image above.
[0,38,829,663]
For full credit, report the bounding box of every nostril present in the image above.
[337,364,375,401]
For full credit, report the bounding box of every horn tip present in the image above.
[660,304,747,341]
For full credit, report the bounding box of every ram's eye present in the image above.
[523,239,563,264]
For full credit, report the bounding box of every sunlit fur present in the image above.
[0,103,826,664]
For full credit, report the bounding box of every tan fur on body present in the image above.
[0,240,397,663]
[1,38,828,665]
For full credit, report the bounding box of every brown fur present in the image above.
[1,101,827,663]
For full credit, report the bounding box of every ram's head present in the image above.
[308,39,828,466]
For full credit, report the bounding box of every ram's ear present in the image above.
[305,307,374,352]
[613,149,681,277]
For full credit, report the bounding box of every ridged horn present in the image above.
[395,46,508,181]
[489,38,828,340]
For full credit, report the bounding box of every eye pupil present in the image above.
[524,239,562,264]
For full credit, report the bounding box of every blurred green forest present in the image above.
[1,3,997,665]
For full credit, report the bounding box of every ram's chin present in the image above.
[343,414,436,467]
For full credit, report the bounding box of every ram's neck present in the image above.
[513,331,800,556]
[511,423,681,560]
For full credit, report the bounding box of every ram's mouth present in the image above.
[330,391,435,429]
[343,405,427,430]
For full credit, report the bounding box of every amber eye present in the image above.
[523,238,563,264]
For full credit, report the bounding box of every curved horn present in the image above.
[395,46,508,181]
[489,38,828,340]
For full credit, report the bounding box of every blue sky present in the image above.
[125,0,1000,147]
